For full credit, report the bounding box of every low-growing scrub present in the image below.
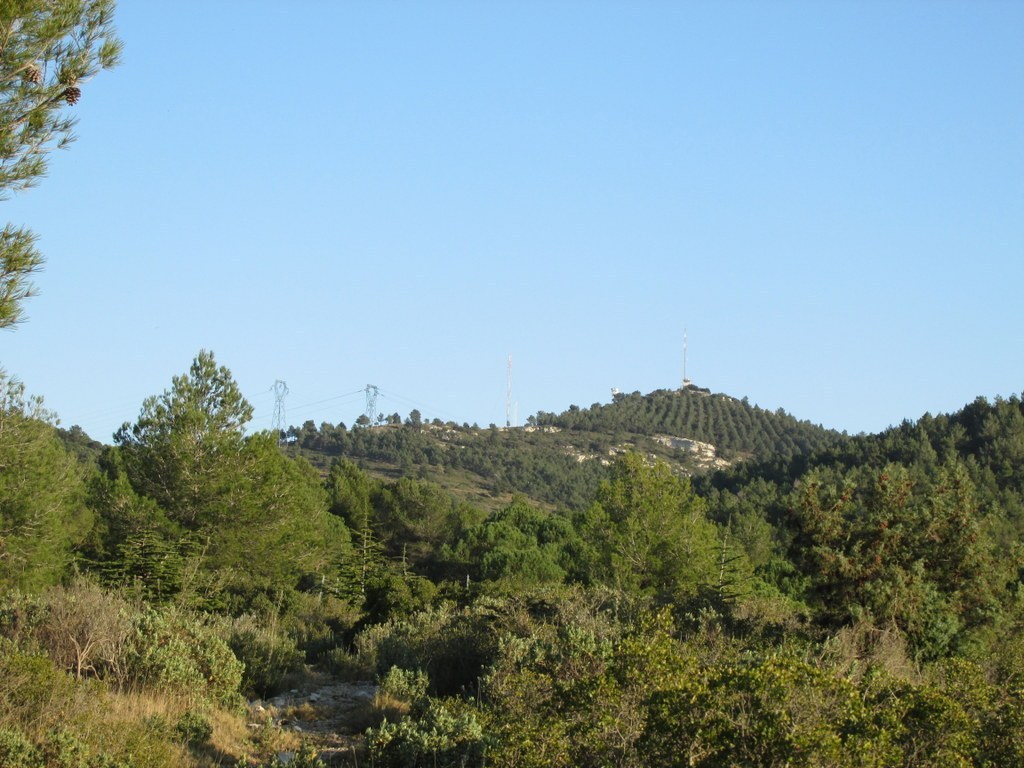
[226,613,305,699]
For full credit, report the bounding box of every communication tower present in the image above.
[506,355,513,428]
[681,328,692,389]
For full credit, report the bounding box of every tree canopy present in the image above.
[0,371,88,589]
[105,350,351,598]
[0,0,121,328]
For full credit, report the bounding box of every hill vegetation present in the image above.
[284,385,843,512]
[535,385,843,459]
[4,348,1024,766]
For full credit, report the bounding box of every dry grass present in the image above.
[0,675,314,768]
[208,705,261,762]
[59,687,194,767]
[337,691,412,734]
[99,687,187,722]
[282,701,326,721]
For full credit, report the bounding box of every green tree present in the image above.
[0,372,89,589]
[208,431,350,582]
[375,477,462,567]
[0,0,121,328]
[445,499,579,589]
[108,351,351,592]
[327,458,384,595]
[582,453,720,603]
[791,462,999,659]
[85,448,187,600]
[326,458,375,531]
[114,349,253,528]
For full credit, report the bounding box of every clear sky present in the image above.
[2,0,1022,441]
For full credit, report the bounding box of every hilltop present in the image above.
[283,385,844,511]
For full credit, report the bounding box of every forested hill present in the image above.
[14,349,1024,765]
[705,392,1024,500]
[533,386,842,460]
[693,392,1024,665]
[285,385,845,511]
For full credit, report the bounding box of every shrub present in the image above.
[355,602,502,696]
[0,642,79,733]
[0,591,47,646]
[37,727,91,768]
[128,610,242,705]
[378,666,429,707]
[173,710,212,746]
[366,697,485,768]
[226,614,304,699]
[267,743,326,768]
[33,578,133,682]
[0,727,38,767]
[321,646,373,681]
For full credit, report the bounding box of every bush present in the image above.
[378,666,429,707]
[128,610,242,705]
[226,614,304,699]
[33,578,133,682]
[0,591,47,646]
[355,602,502,696]
[0,727,37,767]
[321,646,373,681]
[37,728,91,768]
[267,743,326,768]
[0,725,139,768]
[173,710,212,746]
[0,642,80,733]
[366,697,485,768]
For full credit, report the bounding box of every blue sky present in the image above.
[2,0,1022,441]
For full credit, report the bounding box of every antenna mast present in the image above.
[506,354,513,428]
[681,328,691,389]
[271,380,289,443]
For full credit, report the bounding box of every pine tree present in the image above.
[584,452,720,603]
[0,371,89,589]
[108,351,351,590]
[0,1,121,328]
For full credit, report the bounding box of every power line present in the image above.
[249,388,366,427]
[373,387,458,424]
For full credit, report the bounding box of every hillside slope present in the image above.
[286,386,844,511]
[534,386,841,460]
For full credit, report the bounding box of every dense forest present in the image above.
[4,346,1024,766]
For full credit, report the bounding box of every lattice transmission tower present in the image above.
[271,379,289,443]
[364,384,379,425]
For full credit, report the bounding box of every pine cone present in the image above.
[63,86,81,105]
[24,65,41,84]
